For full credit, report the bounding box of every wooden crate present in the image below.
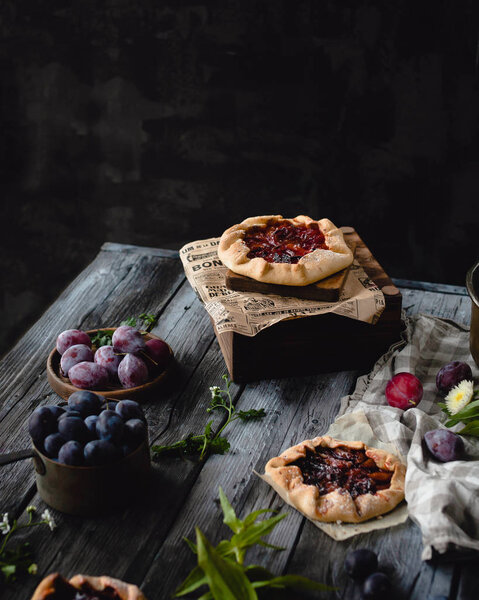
[213,227,403,383]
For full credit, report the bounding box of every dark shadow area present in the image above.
[1,1,479,356]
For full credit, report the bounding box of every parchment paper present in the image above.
[180,238,385,336]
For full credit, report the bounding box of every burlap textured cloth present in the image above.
[339,313,479,560]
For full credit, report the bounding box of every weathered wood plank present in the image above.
[393,278,468,296]
[3,341,234,600]
[401,288,471,324]
[140,370,360,598]
[0,244,474,600]
[0,248,185,517]
[102,242,179,258]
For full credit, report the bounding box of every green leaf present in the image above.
[448,400,479,422]
[257,540,286,551]
[89,330,113,348]
[230,514,287,552]
[139,313,158,330]
[196,528,258,600]
[1,563,16,582]
[252,574,336,592]
[219,488,243,534]
[236,409,266,422]
[174,565,207,597]
[198,593,214,600]
[183,536,197,554]
[458,420,479,436]
[243,509,276,528]
[209,436,230,455]
[120,317,137,327]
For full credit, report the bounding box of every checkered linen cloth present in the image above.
[338,313,479,560]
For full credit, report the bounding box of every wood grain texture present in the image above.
[0,242,474,600]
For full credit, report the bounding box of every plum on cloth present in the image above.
[338,313,479,560]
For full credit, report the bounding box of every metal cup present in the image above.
[466,260,479,368]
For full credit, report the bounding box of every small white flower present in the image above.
[41,509,56,531]
[445,380,474,415]
[26,505,36,514]
[28,563,38,575]
[209,386,220,398]
[0,513,10,535]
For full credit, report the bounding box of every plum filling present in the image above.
[73,585,122,600]
[290,446,393,499]
[243,220,328,264]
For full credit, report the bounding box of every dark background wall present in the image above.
[1,1,479,356]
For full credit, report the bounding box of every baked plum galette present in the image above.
[31,573,147,600]
[264,436,406,523]
[218,215,353,286]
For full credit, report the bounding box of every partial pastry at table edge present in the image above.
[263,435,406,524]
[30,572,147,600]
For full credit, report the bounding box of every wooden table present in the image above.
[0,242,476,600]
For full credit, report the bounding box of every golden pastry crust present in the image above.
[218,215,353,286]
[31,572,147,600]
[264,436,406,524]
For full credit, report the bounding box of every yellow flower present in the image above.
[445,380,474,415]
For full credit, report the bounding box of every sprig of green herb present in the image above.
[151,376,266,460]
[174,487,334,599]
[440,390,479,436]
[120,313,159,332]
[89,329,114,347]
[90,313,160,348]
[0,507,56,584]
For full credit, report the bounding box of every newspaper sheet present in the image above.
[180,238,385,337]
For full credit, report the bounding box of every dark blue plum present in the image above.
[59,410,81,420]
[28,407,57,442]
[84,440,121,466]
[101,400,118,412]
[44,433,66,458]
[58,416,90,443]
[58,440,84,466]
[345,549,378,580]
[123,419,147,449]
[48,405,66,420]
[115,399,145,423]
[84,415,99,437]
[424,429,465,462]
[361,572,391,600]
[96,410,124,445]
[68,390,103,417]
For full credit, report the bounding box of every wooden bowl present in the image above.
[47,328,174,402]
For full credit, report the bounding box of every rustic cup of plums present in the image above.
[47,327,174,401]
[0,395,152,516]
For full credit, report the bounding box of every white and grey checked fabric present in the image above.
[338,313,479,560]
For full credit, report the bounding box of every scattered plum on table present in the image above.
[362,572,391,600]
[436,361,473,396]
[424,429,465,462]
[344,549,378,580]
[385,372,423,410]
